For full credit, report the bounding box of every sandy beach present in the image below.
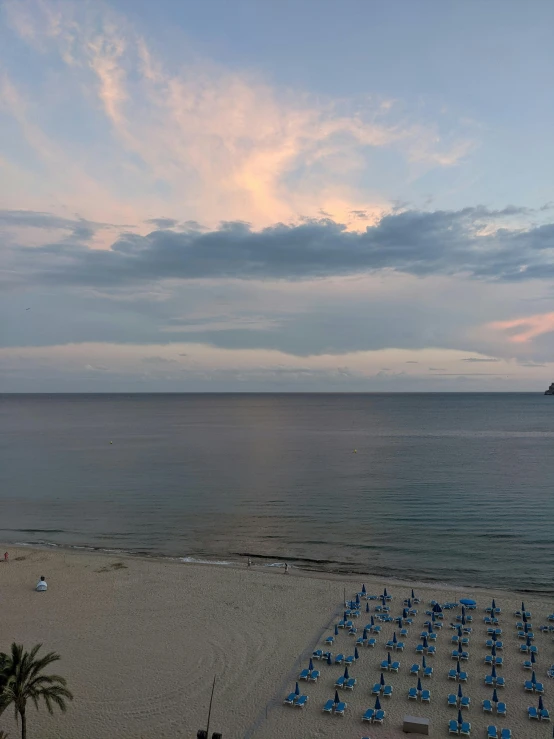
[0,546,552,738]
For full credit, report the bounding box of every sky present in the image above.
[1,0,554,392]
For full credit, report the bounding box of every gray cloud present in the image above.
[5,205,554,288]
[461,357,500,363]
[144,217,179,229]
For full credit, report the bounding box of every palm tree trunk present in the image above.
[20,709,26,739]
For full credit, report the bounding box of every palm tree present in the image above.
[0,644,73,739]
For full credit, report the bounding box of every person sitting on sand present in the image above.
[36,576,47,592]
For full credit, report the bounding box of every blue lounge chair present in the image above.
[362,708,375,722]
[345,677,356,690]
[460,721,471,736]
[325,636,334,645]
[390,661,400,672]
[530,645,538,654]
[385,640,394,649]
[497,701,506,715]
[448,693,457,706]
[427,645,437,656]
[524,680,534,692]
[294,695,308,708]
[528,706,539,719]
[356,637,365,646]
[383,685,393,697]
[541,709,550,721]
[373,709,385,724]
[322,699,334,713]
[380,660,389,670]
[460,696,470,709]
[312,649,323,660]
[410,663,420,675]
[348,627,357,635]
[396,641,405,651]
[448,718,459,734]
[345,655,355,665]
[494,657,503,666]
[487,726,498,738]
[421,689,430,703]
[520,644,529,653]
[335,653,344,664]
[484,655,493,665]
[415,644,424,654]
[523,660,532,669]
[448,669,457,679]
[408,687,418,700]
[496,677,505,687]
[459,671,468,681]
[500,730,511,739]
[284,692,295,705]
[484,676,494,687]
[299,669,310,680]
[335,676,346,689]
[535,681,544,694]
[371,683,380,695]
[307,669,320,682]
[424,666,433,677]
[400,628,408,637]
[483,699,493,712]
[367,637,376,647]
[334,700,346,715]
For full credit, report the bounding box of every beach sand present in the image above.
[0,546,552,738]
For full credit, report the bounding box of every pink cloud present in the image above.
[489,312,554,343]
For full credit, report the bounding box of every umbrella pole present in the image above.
[206,674,217,737]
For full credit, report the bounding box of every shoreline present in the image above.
[5,539,553,596]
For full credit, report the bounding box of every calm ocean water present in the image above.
[1,393,554,592]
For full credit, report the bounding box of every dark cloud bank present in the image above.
[4,206,554,287]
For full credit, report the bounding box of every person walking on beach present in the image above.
[3,552,8,563]
[284,562,289,575]
[247,557,252,568]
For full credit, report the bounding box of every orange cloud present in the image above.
[4,0,475,234]
[489,312,554,343]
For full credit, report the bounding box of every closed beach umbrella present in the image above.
[532,670,537,684]
[523,613,528,623]
[492,598,496,609]
[380,672,385,686]
[309,658,314,671]
[363,628,368,640]
[491,645,496,657]
[384,588,388,597]
[407,598,412,608]
[335,624,339,636]
[362,584,366,595]
[354,646,359,660]
[356,593,360,605]
[428,623,434,634]
[343,611,348,621]
[370,616,375,626]
[334,690,339,704]
[366,602,370,613]
[456,661,461,674]
[417,677,422,692]
[492,688,498,703]
[375,696,381,710]
[461,606,466,617]
[527,636,532,647]
[431,613,436,623]
[381,595,386,605]
[491,665,497,679]
[458,709,463,726]
[422,655,427,669]
[524,623,529,633]
[422,637,428,649]
[387,651,392,665]
[457,684,463,698]
[539,696,544,711]
[327,652,332,665]
[457,626,462,637]
[412,588,415,598]
[295,682,300,695]
[522,601,526,611]
[344,666,349,679]
[392,631,397,643]
[531,652,536,665]
[403,608,408,619]
[461,615,466,626]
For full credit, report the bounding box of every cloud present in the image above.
[6,205,554,289]
[2,0,476,231]
[144,217,179,229]
[461,357,500,362]
[489,312,554,343]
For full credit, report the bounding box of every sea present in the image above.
[1,393,553,593]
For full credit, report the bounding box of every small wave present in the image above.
[180,556,232,566]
